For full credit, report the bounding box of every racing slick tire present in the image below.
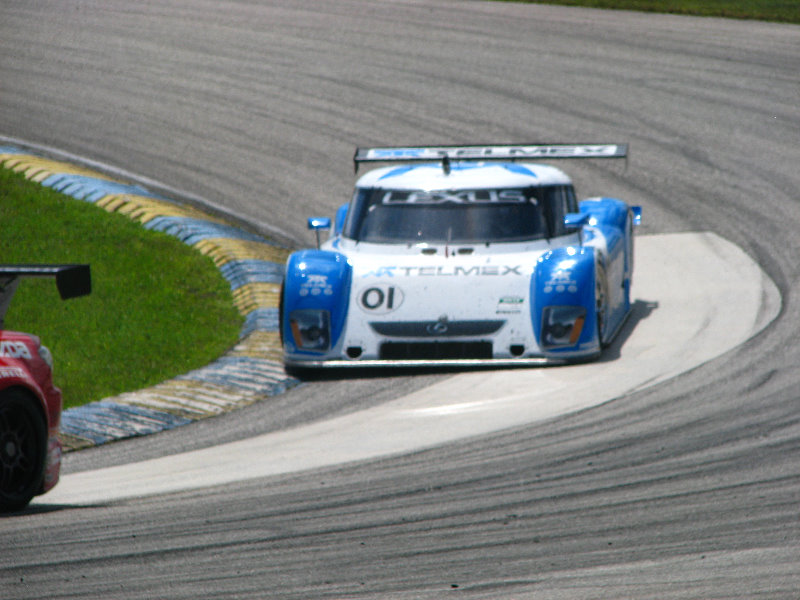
[595,261,611,349]
[0,389,47,512]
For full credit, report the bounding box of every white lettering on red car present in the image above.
[0,341,32,359]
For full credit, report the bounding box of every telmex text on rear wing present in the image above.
[354,143,628,171]
[0,264,91,326]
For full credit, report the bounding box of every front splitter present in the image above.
[284,356,560,369]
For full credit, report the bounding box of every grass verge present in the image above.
[506,0,799,23]
[1,167,243,409]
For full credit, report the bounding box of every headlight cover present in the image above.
[38,344,54,371]
[289,309,331,351]
[541,306,586,349]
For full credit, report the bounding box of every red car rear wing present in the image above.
[0,264,91,326]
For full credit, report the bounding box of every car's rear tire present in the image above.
[0,389,47,512]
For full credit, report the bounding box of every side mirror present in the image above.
[631,206,643,226]
[307,217,332,249]
[564,212,591,229]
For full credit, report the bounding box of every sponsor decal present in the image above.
[497,295,524,315]
[543,269,578,294]
[364,145,624,161]
[299,274,333,297]
[0,341,32,359]
[0,366,28,379]
[381,189,529,205]
[358,284,404,314]
[362,265,528,278]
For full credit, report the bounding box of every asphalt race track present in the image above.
[2,2,799,598]
[36,232,781,506]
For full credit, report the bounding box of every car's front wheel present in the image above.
[0,389,47,512]
[595,261,610,348]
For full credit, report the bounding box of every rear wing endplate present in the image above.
[0,264,91,326]
[354,143,628,172]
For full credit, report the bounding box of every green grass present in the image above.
[1,167,243,409]
[506,0,799,23]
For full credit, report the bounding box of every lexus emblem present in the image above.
[427,316,449,335]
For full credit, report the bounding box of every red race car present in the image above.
[0,264,90,511]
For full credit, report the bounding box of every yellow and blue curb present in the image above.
[0,145,298,451]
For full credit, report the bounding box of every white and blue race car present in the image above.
[280,144,641,369]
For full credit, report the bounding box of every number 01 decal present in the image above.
[358,284,405,314]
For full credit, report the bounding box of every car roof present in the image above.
[354,162,572,191]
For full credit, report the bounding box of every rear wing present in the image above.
[0,264,91,326]
[354,143,628,172]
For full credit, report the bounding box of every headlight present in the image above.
[541,306,586,349]
[289,309,331,351]
[38,344,54,370]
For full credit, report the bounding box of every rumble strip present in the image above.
[0,145,298,451]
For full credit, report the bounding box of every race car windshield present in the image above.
[344,187,560,244]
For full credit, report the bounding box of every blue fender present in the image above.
[580,197,629,230]
[532,246,600,357]
[282,250,352,354]
[579,197,627,255]
[580,197,636,321]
